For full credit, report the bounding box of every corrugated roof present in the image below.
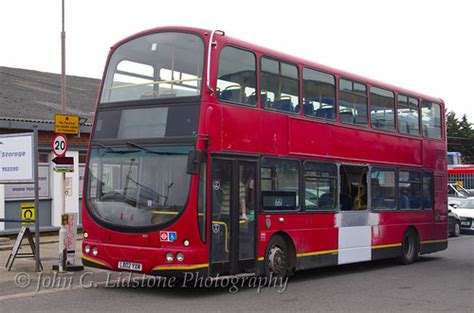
[0,66,100,122]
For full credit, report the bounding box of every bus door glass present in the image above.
[210,158,257,275]
[338,164,371,265]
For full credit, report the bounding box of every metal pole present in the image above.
[58,0,67,272]
[33,127,41,272]
[61,0,66,114]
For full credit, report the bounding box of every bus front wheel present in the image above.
[399,228,419,265]
[265,235,289,278]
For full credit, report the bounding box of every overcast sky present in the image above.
[1,0,473,120]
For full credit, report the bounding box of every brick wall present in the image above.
[37,131,90,146]
[0,129,90,148]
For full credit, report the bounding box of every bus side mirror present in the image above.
[186,150,203,175]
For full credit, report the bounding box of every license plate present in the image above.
[118,261,143,271]
[461,221,470,226]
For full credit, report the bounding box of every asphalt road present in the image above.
[1,235,473,313]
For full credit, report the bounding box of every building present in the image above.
[0,66,100,234]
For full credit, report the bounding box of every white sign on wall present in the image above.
[4,166,49,200]
[0,133,34,183]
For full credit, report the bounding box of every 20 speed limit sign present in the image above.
[52,134,68,157]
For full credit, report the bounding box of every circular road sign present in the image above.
[52,134,68,157]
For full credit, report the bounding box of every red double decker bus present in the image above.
[81,26,448,278]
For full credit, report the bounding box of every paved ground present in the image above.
[0,235,472,313]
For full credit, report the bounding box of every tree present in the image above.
[446,111,474,164]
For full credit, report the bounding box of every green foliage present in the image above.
[447,111,474,164]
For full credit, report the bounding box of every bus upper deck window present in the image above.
[100,32,204,103]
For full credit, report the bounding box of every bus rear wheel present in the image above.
[265,235,289,278]
[399,228,419,265]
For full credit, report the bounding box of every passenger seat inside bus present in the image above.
[303,103,314,115]
[315,107,336,119]
[339,111,354,123]
[220,88,242,103]
[318,193,334,208]
[273,99,293,112]
[248,94,269,106]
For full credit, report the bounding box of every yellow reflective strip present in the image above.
[420,239,448,245]
[371,243,402,250]
[152,263,208,271]
[152,211,179,215]
[296,249,338,258]
[81,255,110,268]
[257,257,264,261]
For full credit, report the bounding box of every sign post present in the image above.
[51,129,82,272]
[33,127,41,272]
[52,133,68,272]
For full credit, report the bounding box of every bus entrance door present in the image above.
[210,158,257,276]
[338,164,372,265]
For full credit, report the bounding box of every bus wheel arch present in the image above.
[264,231,296,277]
[399,226,420,265]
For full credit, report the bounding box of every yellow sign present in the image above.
[21,203,35,225]
[55,114,79,135]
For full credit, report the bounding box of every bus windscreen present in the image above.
[100,32,204,103]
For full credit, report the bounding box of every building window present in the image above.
[422,100,442,139]
[371,168,396,210]
[261,158,299,211]
[304,161,337,210]
[398,94,420,135]
[79,152,87,164]
[302,68,336,120]
[260,57,299,113]
[370,86,395,131]
[38,153,49,164]
[217,46,257,106]
[398,170,422,210]
[338,78,368,126]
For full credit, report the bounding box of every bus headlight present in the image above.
[92,246,98,256]
[176,252,184,262]
[84,245,90,254]
[183,240,190,247]
[166,252,174,262]
[83,232,89,239]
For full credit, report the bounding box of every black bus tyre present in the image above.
[265,235,289,278]
[399,228,419,265]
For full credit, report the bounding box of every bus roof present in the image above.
[111,26,444,105]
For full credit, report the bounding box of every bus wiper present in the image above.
[125,141,187,155]
[97,143,137,154]
[163,182,174,207]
